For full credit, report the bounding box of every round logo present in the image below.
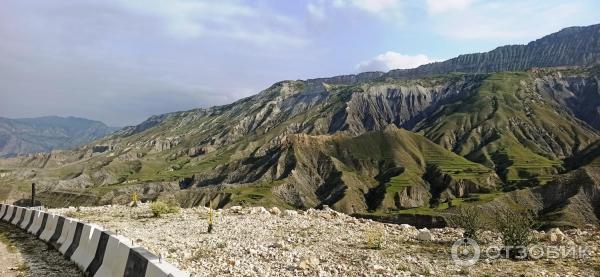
[451,238,480,267]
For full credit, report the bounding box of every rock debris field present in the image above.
[50,204,600,276]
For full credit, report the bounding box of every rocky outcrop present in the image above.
[478,165,600,228]
[534,70,600,130]
[387,24,600,78]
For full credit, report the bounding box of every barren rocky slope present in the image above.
[50,204,600,276]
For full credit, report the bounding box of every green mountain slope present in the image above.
[1,25,600,227]
[416,71,597,185]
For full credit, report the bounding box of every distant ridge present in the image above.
[0,116,118,157]
[386,24,600,77]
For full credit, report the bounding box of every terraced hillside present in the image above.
[1,25,600,227]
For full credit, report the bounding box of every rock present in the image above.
[283,210,298,217]
[271,240,286,248]
[546,228,566,243]
[319,212,333,220]
[399,224,413,229]
[298,260,311,270]
[188,147,205,157]
[417,229,433,241]
[373,265,385,273]
[269,207,282,216]
[250,207,269,215]
[298,256,320,270]
[230,206,243,213]
[306,208,318,216]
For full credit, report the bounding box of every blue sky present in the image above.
[1,0,599,126]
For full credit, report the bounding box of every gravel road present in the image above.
[0,222,82,277]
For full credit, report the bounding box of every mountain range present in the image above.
[0,116,117,158]
[1,24,600,228]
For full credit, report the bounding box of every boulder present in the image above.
[546,228,566,243]
[230,206,243,213]
[417,229,433,241]
[283,210,298,217]
[250,206,269,215]
[269,207,282,216]
[298,256,320,270]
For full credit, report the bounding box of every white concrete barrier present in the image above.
[0,205,6,219]
[95,234,132,277]
[11,207,23,225]
[0,204,189,276]
[39,213,59,242]
[11,207,20,224]
[2,205,14,221]
[20,209,32,229]
[146,258,189,277]
[56,217,75,252]
[71,223,104,271]
[27,210,44,234]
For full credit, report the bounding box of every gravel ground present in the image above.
[0,222,82,277]
[51,204,600,276]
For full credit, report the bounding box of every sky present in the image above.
[0,0,599,126]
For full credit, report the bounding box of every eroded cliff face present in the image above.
[534,71,600,130]
[477,164,600,229]
[332,76,485,135]
[387,24,600,78]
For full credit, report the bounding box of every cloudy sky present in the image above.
[1,0,598,126]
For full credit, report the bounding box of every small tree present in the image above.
[447,205,484,241]
[494,206,536,259]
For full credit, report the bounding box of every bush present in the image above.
[150,200,180,217]
[364,227,385,249]
[447,206,484,241]
[493,206,536,259]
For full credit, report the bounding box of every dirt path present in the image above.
[0,233,24,277]
[0,222,82,276]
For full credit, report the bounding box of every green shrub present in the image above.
[150,200,180,217]
[493,206,536,259]
[364,227,385,249]
[447,205,485,241]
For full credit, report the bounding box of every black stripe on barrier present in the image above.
[16,209,26,226]
[8,207,17,223]
[0,205,6,219]
[4,207,12,222]
[35,213,49,237]
[85,231,110,276]
[0,206,8,221]
[49,216,66,248]
[25,211,36,231]
[64,222,84,258]
[10,208,21,224]
[124,247,152,277]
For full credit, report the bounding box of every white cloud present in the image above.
[307,1,326,20]
[426,0,474,14]
[433,1,588,40]
[357,51,437,72]
[115,0,308,47]
[310,0,404,23]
